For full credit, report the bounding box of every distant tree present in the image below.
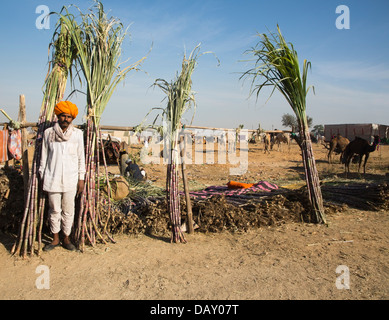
[282,113,297,131]
[312,124,324,136]
[282,113,312,132]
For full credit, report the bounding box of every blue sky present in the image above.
[0,0,388,130]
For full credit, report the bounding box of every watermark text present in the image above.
[35,265,50,290]
[336,5,350,30]
[35,5,50,30]
[336,265,350,290]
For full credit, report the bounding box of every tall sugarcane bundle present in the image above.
[57,1,146,251]
[241,25,326,224]
[152,45,206,243]
[11,17,77,257]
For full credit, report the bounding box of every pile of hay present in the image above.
[321,182,389,211]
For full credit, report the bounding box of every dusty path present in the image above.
[1,207,388,300]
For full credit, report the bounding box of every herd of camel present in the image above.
[261,132,381,176]
[324,133,380,176]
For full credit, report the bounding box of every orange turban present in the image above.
[54,101,78,119]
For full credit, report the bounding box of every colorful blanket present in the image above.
[8,130,22,160]
[184,181,279,199]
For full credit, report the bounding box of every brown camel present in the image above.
[263,133,271,154]
[343,135,380,176]
[326,134,350,164]
[271,132,290,151]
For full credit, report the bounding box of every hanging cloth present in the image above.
[0,129,9,163]
[8,129,22,160]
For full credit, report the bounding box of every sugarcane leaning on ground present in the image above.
[13,1,146,255]
[57,1,146,251]
[151,46,203,243]
[12,17,77,257]
[241,25,326,224]
[147,45,218,242]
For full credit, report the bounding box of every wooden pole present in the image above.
[18,95,30,204]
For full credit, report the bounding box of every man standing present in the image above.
[39,101,86,251]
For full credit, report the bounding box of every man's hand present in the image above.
[77,180,85,197]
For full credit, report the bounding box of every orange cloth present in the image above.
[227,181,254,189]
[54,101,78,119]
[0,129,9,163]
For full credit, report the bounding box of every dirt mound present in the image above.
[0,167,25,233]
[1,165,388,244]
[96,179,389,240]
[98,187,344,239]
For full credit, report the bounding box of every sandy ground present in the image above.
[0,140,388,301]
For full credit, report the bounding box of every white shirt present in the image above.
[39,126,86,192]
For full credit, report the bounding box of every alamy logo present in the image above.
[35,265,50,290]
[35,5,50,30]
[336,5,350,30]
[139,128,249,175]
[335,265,350,290]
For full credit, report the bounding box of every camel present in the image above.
[325,134,350,164]
[271,132,290,151]
[343,135,380,176]
[263,133,271,154]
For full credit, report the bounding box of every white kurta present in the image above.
[39,126,86,192]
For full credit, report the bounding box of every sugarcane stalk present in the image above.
[75,114,115,248]
[298,120,326,224]
[22,195,32,258]
[29,196,37,254]
[95,129,101,227]
[180,133,194,234]
[11,181,32,255]
[167,142,186,243]
[80,198,88,251]
[37,194,46,255]
[99,128,113,233]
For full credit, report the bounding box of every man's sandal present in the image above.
[43,243,60,252]
[62,242,76,251]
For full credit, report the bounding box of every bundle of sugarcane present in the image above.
[151,45,203,243]
[321,182,389,211]
[190,194,300,233]
[136,45,218,242]
[241,25,326,224]
[12,16,77,257]
[58,1,146,251]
